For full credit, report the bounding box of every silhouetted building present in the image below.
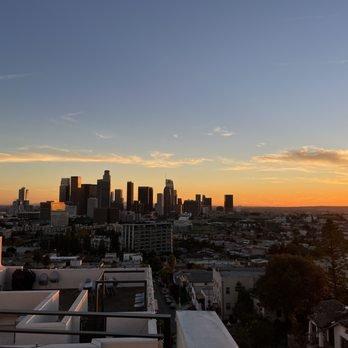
[224,194,234,213]
[40,201,54,222]
[156,193,164,216]
[113,189,124,210]
[97,170,111,208]
[127,181,134,211]
[70,176,81,205]
[87,197,98,219]
[78,184,97,215]
[183,199,200,217]
[138,186,153,213]
[202,196,212,211]
[59,178,70,202]
[163,179,175,216]
[18,187,28,202]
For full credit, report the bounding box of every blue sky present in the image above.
[1,0,348,205]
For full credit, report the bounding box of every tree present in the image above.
[256,254,328,336]
[319,220,348,300]
[233,282,254,322]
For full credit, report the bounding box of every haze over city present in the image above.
[2,0,348,206]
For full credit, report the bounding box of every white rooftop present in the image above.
[176,311,238,348]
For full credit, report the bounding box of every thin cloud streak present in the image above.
[207,126,235,137]
[60,111,84,123]
[0,73,32,80]
[0,149,209,168]
[95,132,113,139]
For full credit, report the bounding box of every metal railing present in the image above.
[0,309,172,348]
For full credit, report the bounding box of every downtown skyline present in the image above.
[2,0,348,206]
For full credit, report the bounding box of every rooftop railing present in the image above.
[0,309,172,348]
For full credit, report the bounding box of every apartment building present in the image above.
[213,267,264,320]
[121,222,173,254]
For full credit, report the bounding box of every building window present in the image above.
[226,287,230,294]
[226,303,231,310]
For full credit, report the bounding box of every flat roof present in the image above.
[176,311,238,348]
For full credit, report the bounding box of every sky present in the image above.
[1,0,348,206]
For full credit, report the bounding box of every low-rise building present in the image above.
[213,267,264,320]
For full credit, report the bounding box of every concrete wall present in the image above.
[16,290,60,344]
[61,290,88,343]
[16,290,88,345]
[0,290,56,311]
[32,269,103,290]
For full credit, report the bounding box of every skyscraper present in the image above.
[127,181,134,211]
[59,178,70,203]
[97,170,111,208]
[138,186,154,213]
[163,179,175,216]
[18,187,28,202]
[156,193,164,216]
[114,189,123,205]
[113,189,124,210]
[70,176,81,206]
[224,194,234,213]
[78,184,97,215]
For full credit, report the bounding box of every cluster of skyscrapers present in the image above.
[56,170,234,221]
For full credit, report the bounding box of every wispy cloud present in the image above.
[256,142,267,148]
[60,111,84,123]
[95,132,113,140]
[254,146,348,166]
[0,148,209,168]
[172,134,179,139]
[207,126,235,137]
[0,73,32,81]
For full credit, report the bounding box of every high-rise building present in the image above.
[183,199,200,217]
[114,189,123,205]
[156,193,164,216]
[18,187,28,202]
[113,189,124,210]
[163,179,175,216]
[126,181,134,211]
[202,196,212,211]
[70,176,81,206]
[59,178,70,203]
[97,170,111,208]
[40,201,54,222]
[78,184,97,215]
[87,197,98,218]
[138,186,153,213]
[224,194,234,213]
